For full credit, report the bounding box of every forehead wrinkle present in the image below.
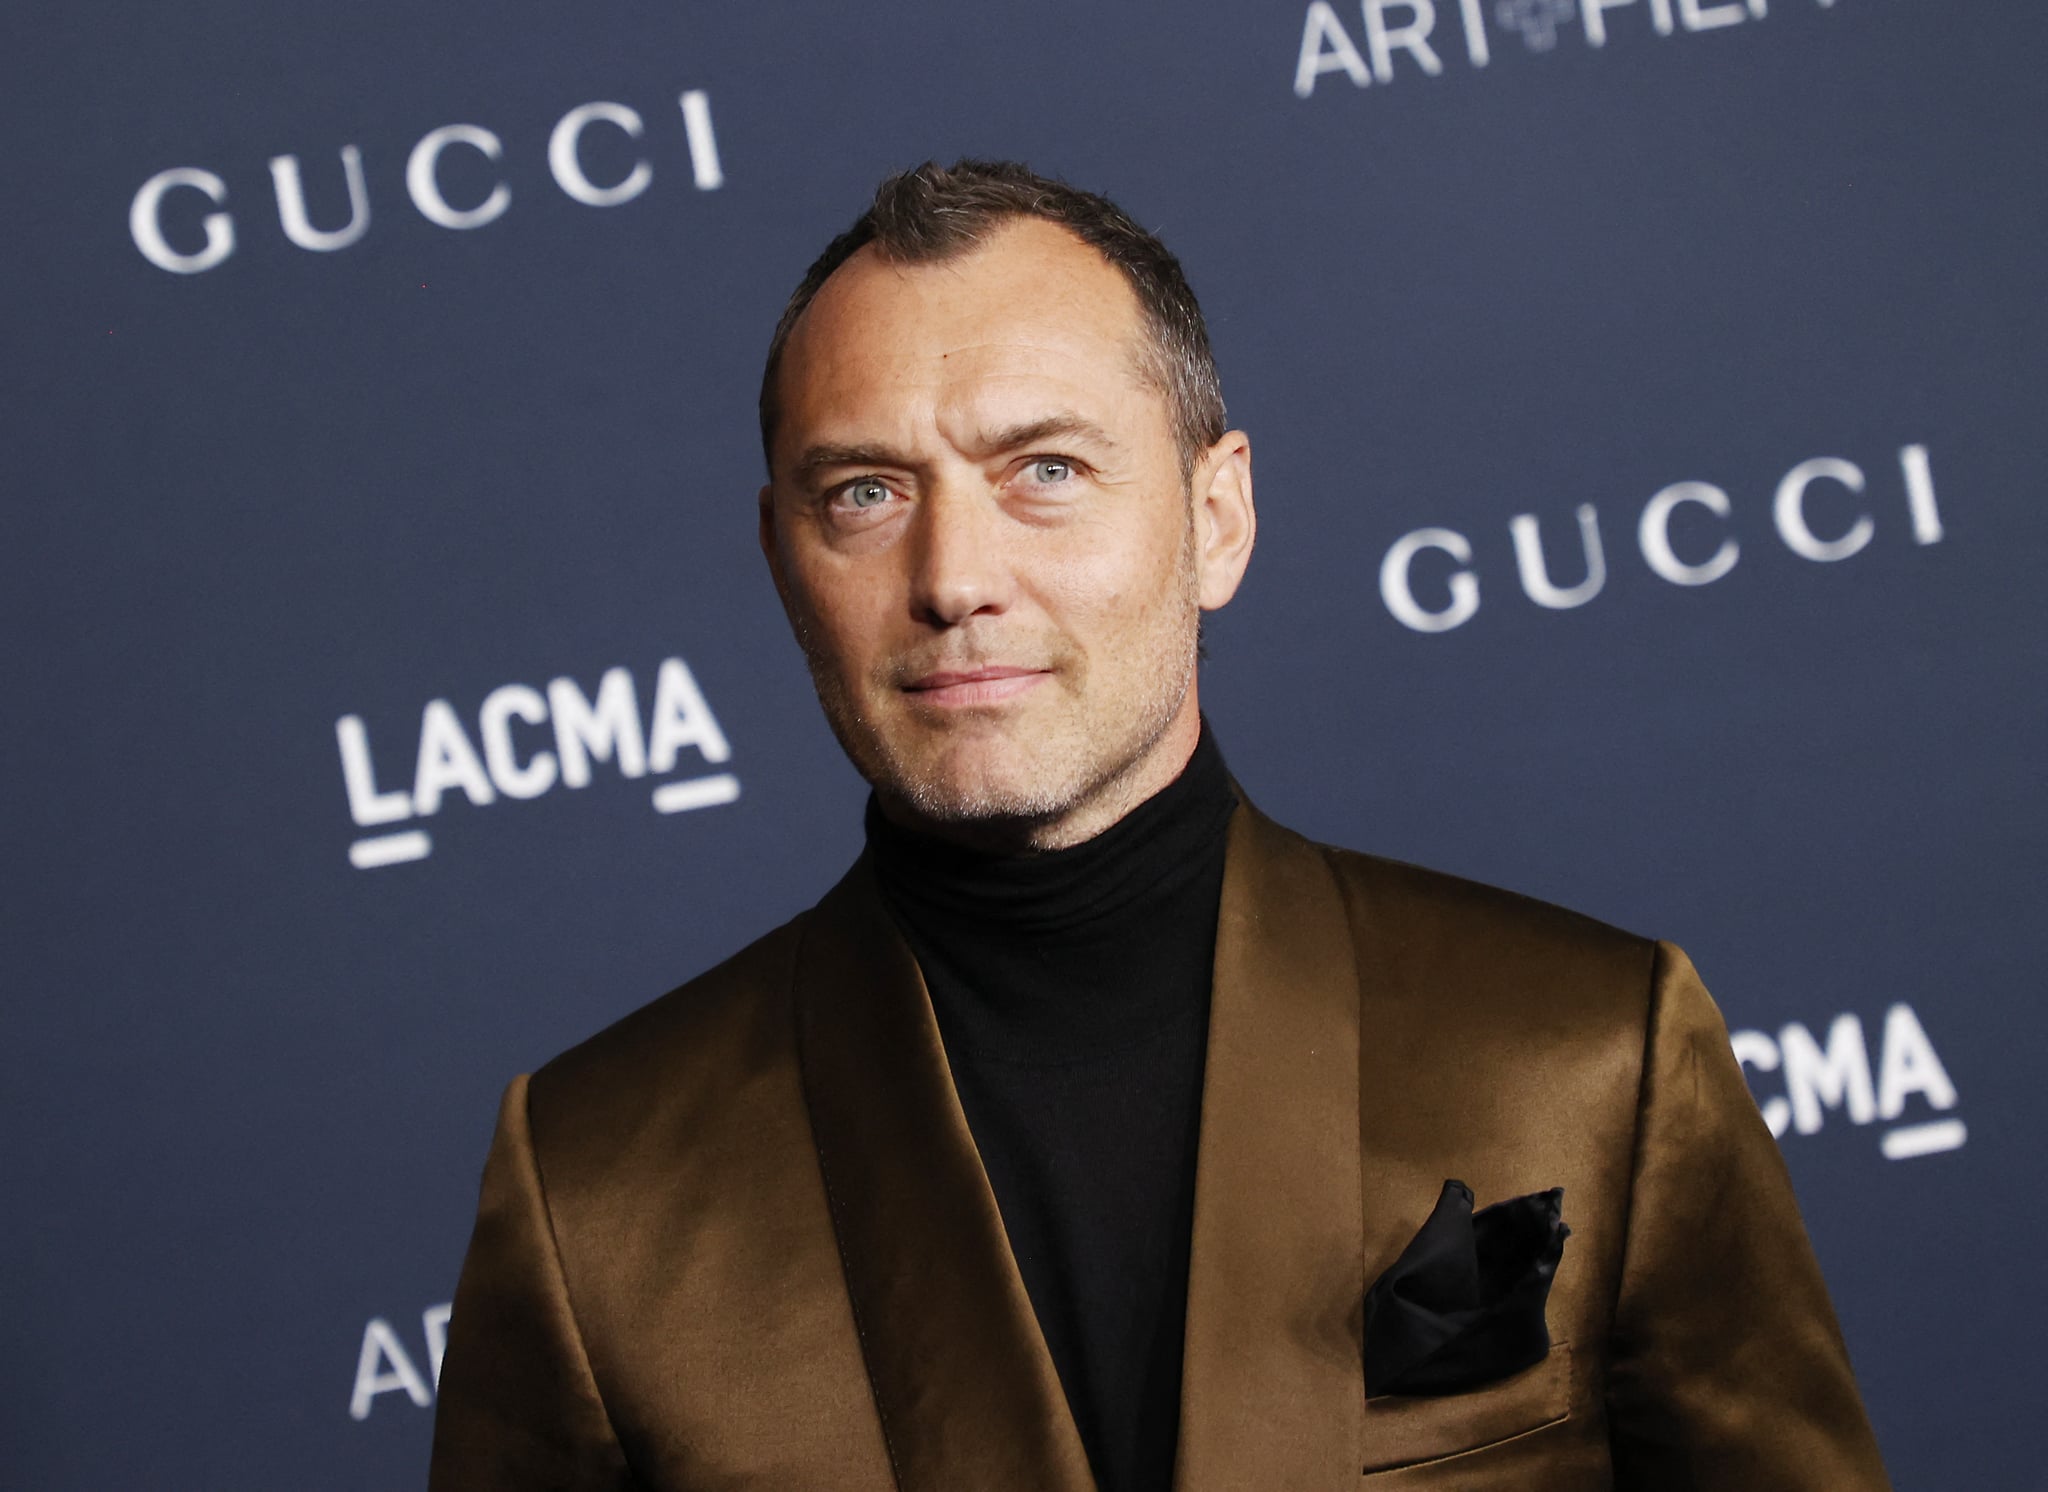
[920,322,1150,409]
[912,319,1166,436]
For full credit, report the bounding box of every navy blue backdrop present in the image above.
[6,1,2042,1486]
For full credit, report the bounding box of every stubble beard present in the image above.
[796,535,1203,840]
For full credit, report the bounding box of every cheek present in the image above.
[790,553,892,662]
[1036,507,1190,625]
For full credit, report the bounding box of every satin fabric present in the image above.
[429,801,1891,1489]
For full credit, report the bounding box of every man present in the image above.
[429,160,1890,1490]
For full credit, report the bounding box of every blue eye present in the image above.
[1028,459,1072,484]
[843,479,890,509]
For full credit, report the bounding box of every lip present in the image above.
[901,666,1050,708]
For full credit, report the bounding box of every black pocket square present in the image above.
[1362,1179,1570,1398]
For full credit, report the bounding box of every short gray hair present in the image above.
[759,159,1227,480]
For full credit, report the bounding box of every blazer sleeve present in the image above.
[1603,942,1891,1489]
[428,1076,639,1492]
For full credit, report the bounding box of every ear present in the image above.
[1192,430,1255,610]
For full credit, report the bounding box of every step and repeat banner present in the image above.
[5,1,2040,1486]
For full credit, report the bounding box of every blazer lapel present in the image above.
[1175,803,1368,1488]
[795,857,1097,1492]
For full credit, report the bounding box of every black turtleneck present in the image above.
[866,725,1237,1492]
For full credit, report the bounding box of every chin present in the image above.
[885,739,1083,826]
[901,782,1068,826]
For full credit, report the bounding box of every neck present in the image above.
[865,716,1236,950]
[874,696,1205,856]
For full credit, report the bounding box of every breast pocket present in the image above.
[1360,1343,1573,1477]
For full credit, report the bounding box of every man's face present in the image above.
[760,217,1252,847]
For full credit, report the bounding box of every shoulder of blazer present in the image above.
[519,902,816,1197]
[1254,812,1665,1042]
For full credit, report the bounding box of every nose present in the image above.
[909,485,1013,628]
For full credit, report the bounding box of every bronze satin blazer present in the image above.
[430,803,1890,1490]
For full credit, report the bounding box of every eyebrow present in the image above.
[979,414,1121,458]
[792,442,907,480]
[791,413,1120,481]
